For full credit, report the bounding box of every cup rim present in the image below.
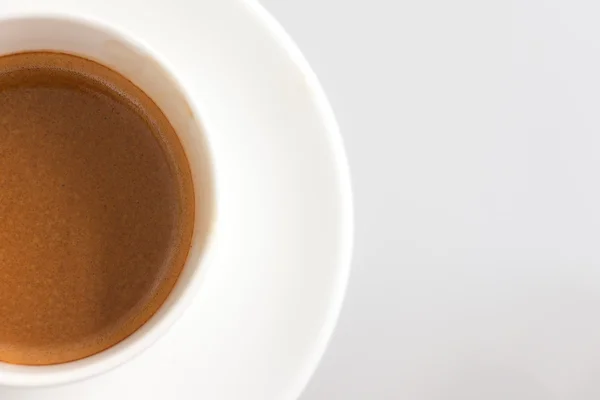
[0,13,218,387]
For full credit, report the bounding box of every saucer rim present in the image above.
[241,1,354,398]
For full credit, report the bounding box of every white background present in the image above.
[262,1,600,399]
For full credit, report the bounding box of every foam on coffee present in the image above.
[0,52,195,365]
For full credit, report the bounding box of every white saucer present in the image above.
[0,0,352,399]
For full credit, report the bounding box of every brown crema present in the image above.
[0,52,195,365]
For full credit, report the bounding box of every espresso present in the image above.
[0,52,195,365]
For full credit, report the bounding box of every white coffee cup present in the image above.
[0,15,216,387]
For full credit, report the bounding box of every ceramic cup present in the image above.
[0,15,216,387]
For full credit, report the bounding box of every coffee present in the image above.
[0,52,195,365]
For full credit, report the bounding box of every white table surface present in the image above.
[263,1,600,399]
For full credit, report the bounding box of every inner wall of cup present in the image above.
[0,17,214,364]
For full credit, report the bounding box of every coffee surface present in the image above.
[0,52,194,365]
